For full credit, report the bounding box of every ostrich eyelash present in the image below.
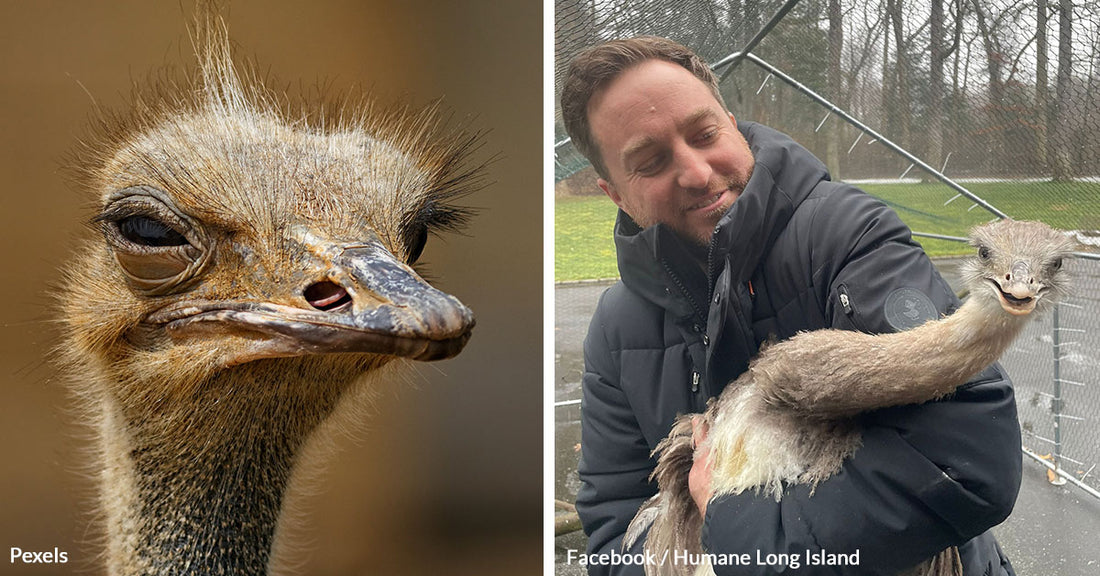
[407,200,472,236]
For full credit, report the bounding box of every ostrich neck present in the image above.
[99,367,346,576]
[853,291,1034,411]
[128,431,294,575]
[916,293,1031,381]
[755,290,1036,419]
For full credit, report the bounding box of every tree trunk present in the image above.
[742,0,763,124]
[554,0,598,105]
[883,0,894,133]
[888,0,911,149]
[971,0,1006,173]
[827,0,843,179]
[951,0,964,140]
[1035,0,1049,172]
[1051,0,1073,180]
[928,0,952,174]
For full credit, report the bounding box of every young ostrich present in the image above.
[57,18,481,576]
[625,219,1076,576]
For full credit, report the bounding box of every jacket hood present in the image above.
[614,121,830,313]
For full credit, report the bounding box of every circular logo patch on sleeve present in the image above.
[883,287,939,331]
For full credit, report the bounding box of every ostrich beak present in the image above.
[991,261,1040,316]
[148,241,474,364]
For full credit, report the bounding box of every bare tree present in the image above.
[928,0,946,169]
[1036,0,1050,171]
[827,0,844,178]
[844,1,886,122]
[1051,0,1073,180]
[733,0,766,124]
[555,0,599,97]
[970,0,1008,172]
[882,0,894,136]
[886,0,912,147]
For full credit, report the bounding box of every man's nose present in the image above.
[675,147,712,190]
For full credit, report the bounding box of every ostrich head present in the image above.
[962,219,1076,316]
[60,25,481,403]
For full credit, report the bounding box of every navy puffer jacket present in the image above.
[576,122,1020,576]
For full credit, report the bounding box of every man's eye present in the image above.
[634,156,664,175]
[695,128,718,144]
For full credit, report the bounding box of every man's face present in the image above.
[589,59,754,246]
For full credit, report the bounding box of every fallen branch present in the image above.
[555,499,582,536]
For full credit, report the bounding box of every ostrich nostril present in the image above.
[304,280,353,311]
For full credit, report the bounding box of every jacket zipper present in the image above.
[705,227,721,296]
[661,257,710,395]
[837,284,853,315]
[836,283,872,333]
[660,258,707,324]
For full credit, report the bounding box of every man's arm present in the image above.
[575,289,657,576]
[700,186,1022,574]
[702,371,1019,575]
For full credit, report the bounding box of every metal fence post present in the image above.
[1051,302,1067,486]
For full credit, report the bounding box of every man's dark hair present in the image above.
[560,36,726,178]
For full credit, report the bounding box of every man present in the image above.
[561,36,1020,575]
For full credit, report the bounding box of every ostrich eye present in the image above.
[98,188,209,295]
[119,216,188,247]
[1051,258,1063,271]
[406,225,429,264]
[978,246,991,261]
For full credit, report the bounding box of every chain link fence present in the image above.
[1007,257,1100,496]
[554,0,1100,502]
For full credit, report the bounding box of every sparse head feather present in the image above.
[69,22,482,253]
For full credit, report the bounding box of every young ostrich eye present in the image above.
[1050,257,1063,271]
[978,246,991,261]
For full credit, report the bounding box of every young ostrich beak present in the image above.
[989,260,1044,316]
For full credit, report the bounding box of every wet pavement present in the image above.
[554,259,1100,575]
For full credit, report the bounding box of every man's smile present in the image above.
[685,190,728,212]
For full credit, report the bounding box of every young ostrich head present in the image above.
[57,19,482,576]
[962,219,1076,317]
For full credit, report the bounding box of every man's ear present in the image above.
[727,111,737,126]
[598,177,624,208]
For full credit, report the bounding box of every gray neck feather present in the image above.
[101,366,347,576]
[936,294,1031,374]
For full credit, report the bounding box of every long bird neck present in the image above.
[97,363,350,576]
[854,291,1032,412]
[916,293,1031,381]
[756,289,1036,419]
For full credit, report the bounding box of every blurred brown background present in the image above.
[0,1,542,574]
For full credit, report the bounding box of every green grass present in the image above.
[555,195,620,281]
[555,181,1100,282]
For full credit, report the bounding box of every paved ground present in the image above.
[554,259,1100,575]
